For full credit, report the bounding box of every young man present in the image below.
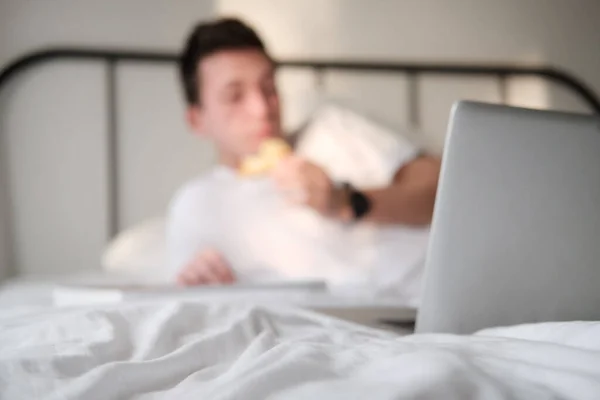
[168,18,440,304]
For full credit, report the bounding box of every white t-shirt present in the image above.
[166,105,430,305]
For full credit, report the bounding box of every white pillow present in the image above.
[102,217,168,281]
[295,102,422,189]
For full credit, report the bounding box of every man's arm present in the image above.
[357,155,441,225]
[273,154,441,226]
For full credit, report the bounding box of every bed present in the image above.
[1,48,600,398]
[2,301,600,399]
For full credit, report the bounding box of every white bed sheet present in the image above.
[1,300,599,400]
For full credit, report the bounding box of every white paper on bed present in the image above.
[52,280,328,305]
[1,301,599,400]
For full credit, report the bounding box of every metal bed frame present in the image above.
[1,47,599,240]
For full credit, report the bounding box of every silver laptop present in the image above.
[416,101,600,334]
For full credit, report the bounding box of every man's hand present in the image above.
[177,249,236,286]
[272,154,441,226]
[272,156,351,219]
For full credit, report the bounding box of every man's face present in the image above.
[187,49,282,165]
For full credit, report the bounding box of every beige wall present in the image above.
[220,0,600,131]
[0,0,216,276]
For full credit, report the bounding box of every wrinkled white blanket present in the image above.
[1,301,599,399]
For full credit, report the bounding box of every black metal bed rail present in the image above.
[2,48,600,113]
[1,47,599,238]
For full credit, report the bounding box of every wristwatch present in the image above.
[342,182,372,220]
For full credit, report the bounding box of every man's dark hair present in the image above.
[179,17,270,106]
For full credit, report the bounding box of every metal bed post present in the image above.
[497,74,508,105]
[407,72,420,129]
[314,67,326,93]
[105,59,120,238]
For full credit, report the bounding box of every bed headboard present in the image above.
[1,47,599,277]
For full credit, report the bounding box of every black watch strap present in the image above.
[344,183,372,220]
